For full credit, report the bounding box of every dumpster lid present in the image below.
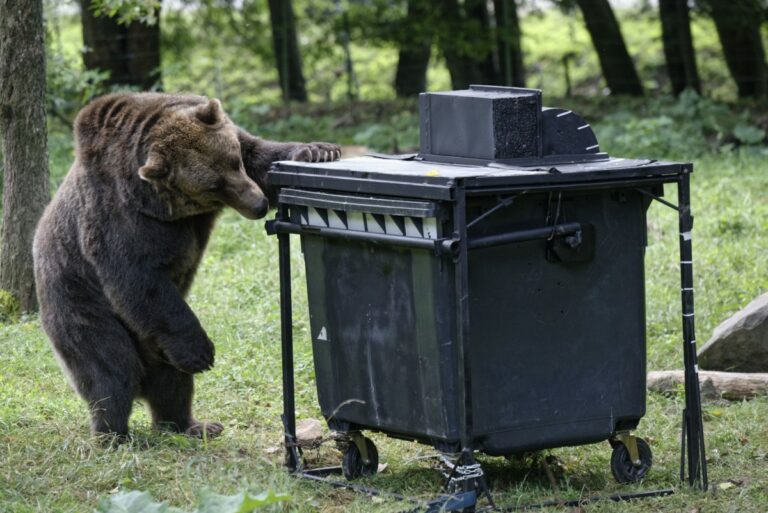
[270,156,690,200]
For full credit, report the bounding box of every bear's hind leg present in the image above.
[88,381,135,442]
[140,363,223,439]
[41,304,142,441]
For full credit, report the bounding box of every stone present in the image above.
[295,418,324,445]
[698,293,768,372]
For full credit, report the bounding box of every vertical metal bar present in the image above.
[449,182,487,510]
[278,204,299,472]
[677,171,707,490]
[452,182,473,452]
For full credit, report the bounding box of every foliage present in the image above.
[90,0,162,25]
[42,1,759,105]
[45,2,110,124]
[95,489,289,513]
[46,50,109,126]
[593,90,767,159]
[0,289,20,324]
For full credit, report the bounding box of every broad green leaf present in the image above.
[197,489,290,513]
[95,490,187,513]
[239,490,291,511]
[733,124,766,145]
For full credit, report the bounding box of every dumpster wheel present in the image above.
[611,436,652,484]
[342,436,379,480]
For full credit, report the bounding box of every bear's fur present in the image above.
[33,93,339,439]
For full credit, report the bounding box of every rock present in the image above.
[698,293,768,372]
[295,418,324,445]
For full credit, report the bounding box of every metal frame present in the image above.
[268,169,707,511]
[676,172,708,488]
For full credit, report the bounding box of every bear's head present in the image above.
[138,98,268,220]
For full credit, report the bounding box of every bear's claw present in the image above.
[185,420,224,439]
[166,334,215,374]
[289,143,341,163]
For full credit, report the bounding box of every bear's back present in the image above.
[73,93,209,173]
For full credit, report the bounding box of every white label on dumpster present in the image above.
[317,326,328,341]
[422,218,438,239]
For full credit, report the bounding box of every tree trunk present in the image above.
[465,0,498,84]
[79,0,161,90]
[659,0,700,95]
[0,0,51,311]
[493,0,525,87]
[267,0,308,103]
[394,0,432,97]
[575,0,644,95]
[436,0,498,89]
[707,0,768,98]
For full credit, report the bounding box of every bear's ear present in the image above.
[138,152,168,182]
[194,98,224,126]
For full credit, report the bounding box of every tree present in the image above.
[493,0,525,87]
[659,0,700,95]
[706,0,767,98]
[394,0,433,97]
[435,0,496,89]
[267,0,308,102]
[79,0,162,89]
[575,0,644,95]
[0,0,51,311]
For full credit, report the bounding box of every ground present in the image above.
[2,97,768,512]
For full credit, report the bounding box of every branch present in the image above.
[648,370,768,401]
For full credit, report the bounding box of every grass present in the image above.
[2,98,768,512]
[1,3,765,511]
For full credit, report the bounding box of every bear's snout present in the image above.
[226,177,269,220]
[234,194,269,220]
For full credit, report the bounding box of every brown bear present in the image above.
[33,92,339,440]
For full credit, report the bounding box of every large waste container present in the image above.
[267,86,707,504]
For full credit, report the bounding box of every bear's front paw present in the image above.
[289,142,341,163]
[185,420,224,439]
[168,335,215,374]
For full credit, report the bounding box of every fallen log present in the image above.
[647,370,768,401]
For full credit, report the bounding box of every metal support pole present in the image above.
[452,183,473,455]
[449,183,494,509]
[277,204,300,472]
[677,171,707,490]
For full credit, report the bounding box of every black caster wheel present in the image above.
[342,437,378,480]
[611,437,652,484]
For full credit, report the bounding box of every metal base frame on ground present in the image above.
[269,171,708,512]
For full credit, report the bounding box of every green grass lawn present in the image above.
[2,103,768,512]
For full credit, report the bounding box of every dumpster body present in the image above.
[267,86,708,494]
[275,159,657,456]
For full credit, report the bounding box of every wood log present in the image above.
[648,370,768,400]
